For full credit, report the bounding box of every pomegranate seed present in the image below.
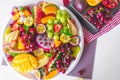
[44,42,48,45]
[8,55,14,61]
[45,38,47,41]
[39,38,42,40]
[40,42,43,44]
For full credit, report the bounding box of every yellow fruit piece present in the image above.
[24,16,34,26]
[41,16,55,24]
[54,40,61,48]
[12,53,38,73]
[67,19,78,36]
[72,46,80,58]
[60,34,70,43]
[18,37,25,50]
[24,10,31,17]
[86,0,101,6]
[43,69,58,80]
[43,5,58,15]
[12,12,20,20]
[37,54,49,68]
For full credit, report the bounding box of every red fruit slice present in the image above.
[33,6,46,26]
[54,24,62,33]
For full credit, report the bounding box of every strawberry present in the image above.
[54,24,62,33]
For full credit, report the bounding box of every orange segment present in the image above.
[41,16,55,24]
[86,0,101,6]
[43,69,58,80]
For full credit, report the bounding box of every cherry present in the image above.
[22,34,28,40]
[19,27,25,32]
[8,55,14,61]
[29,42,35,48]
[79,70,85,75]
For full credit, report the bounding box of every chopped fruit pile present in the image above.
[3,1,81,80]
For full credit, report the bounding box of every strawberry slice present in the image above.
[54,24,62,33]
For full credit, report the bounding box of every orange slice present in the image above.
[43,69,58,80]
[86,0,101,6]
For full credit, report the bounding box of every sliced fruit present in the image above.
[86,0,101,6]
[60,34,70,43]
[24,16,34,26]
[72,46,80,58]
[23,9,31,17]
[36,34,54,51]
[43,4,58,15]
[54,40,61,48]
[33,48,44,57]
[18,37,25,50]
[54,24,62,33]
[43,69,58,80]
[12,53,38,73]
[9,40,17,49]
[3,44,30,55]
[33,6,46,26]
[47,52,61,72]
[12,23,20,31]
[37,54,49,68]
[35,70,41,80]
[36,24,46,34]
[4,26,12,36]
[41,16,55,24]
[67,19,78,36]
[69,36,79,46]
[5,30,20,43]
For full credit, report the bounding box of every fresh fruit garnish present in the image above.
[37,54,49,68]
[43,4,58,15]
[12,53,38,73]
[67,19,78,36]
[60,34,70,43]
[69,36,79,46]
[8,55,14,61]
[24,16,34,26]
[72,46,80,58]
[102,0,118,9]
[36,24,46,34]
[54,40,61,48]
[12,23,20,31]
[41,16,55,24]
[43,69,58,80]
[86,0,101,6]
[36,34,54,51]
[18,37,25,50]
[54,24,62,33]
[5,30,20,43]
[4,26,12,36]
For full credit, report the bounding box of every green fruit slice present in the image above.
[72,46,80,58]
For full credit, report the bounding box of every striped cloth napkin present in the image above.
[62,0,120,44]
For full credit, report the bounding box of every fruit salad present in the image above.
[3,1,81,79]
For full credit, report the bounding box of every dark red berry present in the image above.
[8,55,14,61]
[79,70,85,75]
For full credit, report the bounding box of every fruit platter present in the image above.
[2,1,84,80]
[67,0,120,34]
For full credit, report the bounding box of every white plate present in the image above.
[2,1,84,79]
